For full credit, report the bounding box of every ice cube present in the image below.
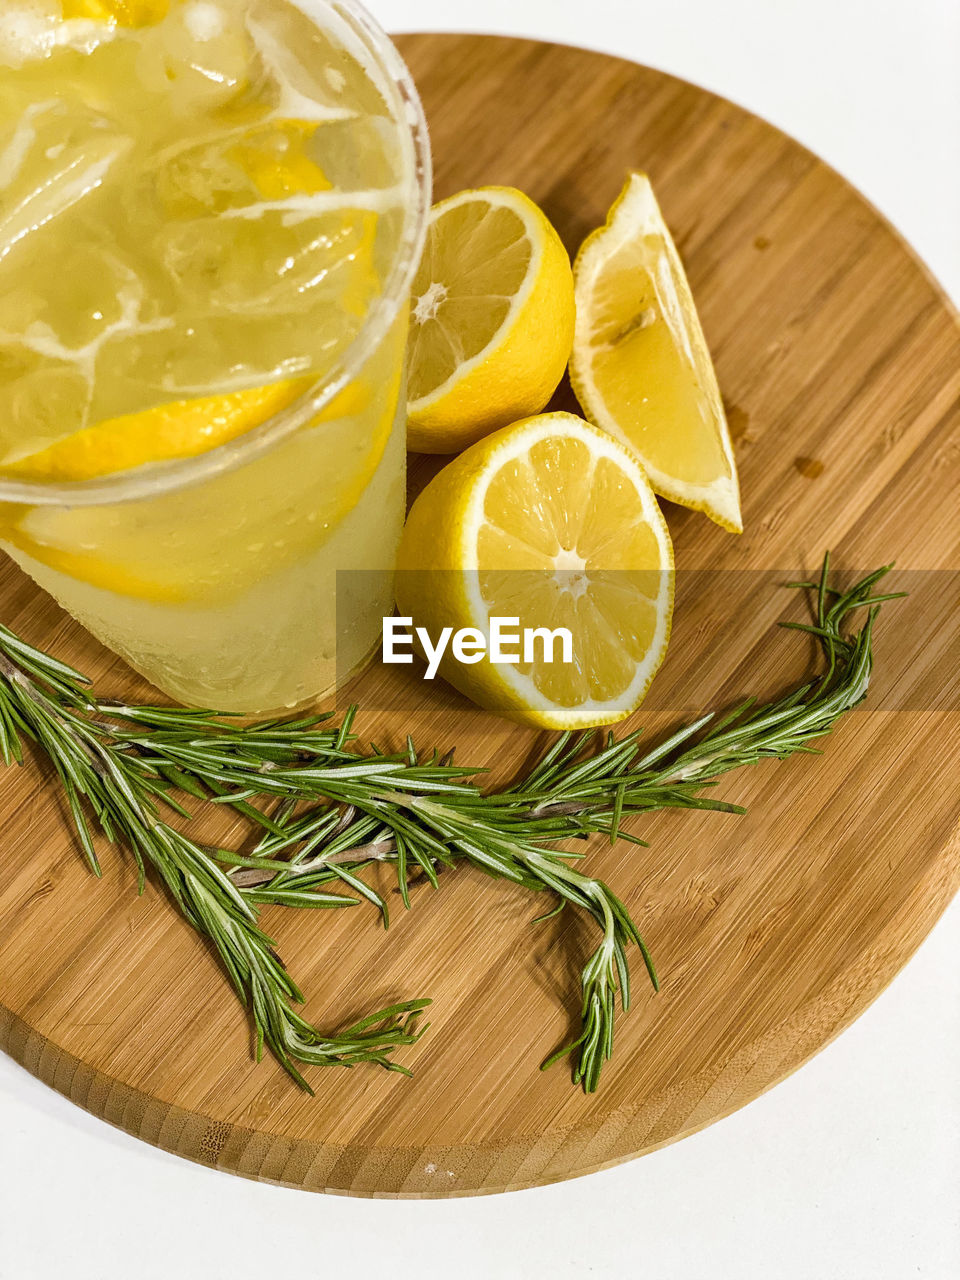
[0,2,118,68]
[244,0,367,125]
[0,2,60,69]
[145,118,333,220]
[134,2,254,115]
[0,136,130,266]
[156,208,376,316]
[0,351,90,463]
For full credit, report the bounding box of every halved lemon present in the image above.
[396,412,674,729]
[569,173,742,533]
[407,187,575,454]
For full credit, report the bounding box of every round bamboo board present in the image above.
[1,35,959,1198]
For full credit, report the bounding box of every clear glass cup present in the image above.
[0,0,431,713]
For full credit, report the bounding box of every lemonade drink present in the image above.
[0,0,429,710]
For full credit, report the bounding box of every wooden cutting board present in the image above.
[1,35,958,1198]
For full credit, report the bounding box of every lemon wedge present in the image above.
[396,412,674,729]
[407,187,575,454]
[570,173,742,532]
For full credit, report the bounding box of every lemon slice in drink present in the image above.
[569,173,742,532]
[2,373,392,604]
[3,380,313,483]
[62,0,169,23]
[407,187,575,454]
[396,412,674,729]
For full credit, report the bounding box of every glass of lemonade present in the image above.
[0,0,430,712]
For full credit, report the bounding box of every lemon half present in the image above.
[396,412,674,728]
[407,187,575,454]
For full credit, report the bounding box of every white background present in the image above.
[2,1,959,1277]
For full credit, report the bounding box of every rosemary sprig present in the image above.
[0,645,428,1090]
[0,555,903,1091]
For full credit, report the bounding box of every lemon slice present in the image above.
[0,374,388,604]
[396,412,674,729]
[407,187,575,454]
[62,0,169,24]
[3,380,313,483]
[569,173,742,533]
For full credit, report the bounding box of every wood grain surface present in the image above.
[1,35,959,1198]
